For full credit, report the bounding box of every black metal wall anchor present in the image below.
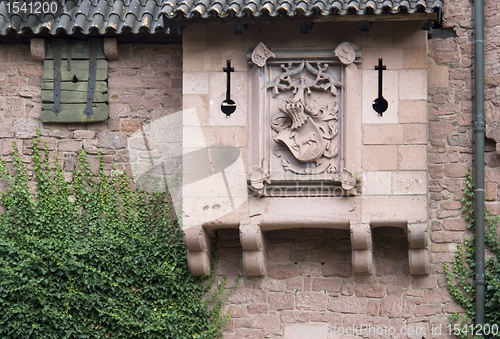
[84,39,98,117]
[51,40,62,115]
[372,58,388,116]
[221,60,236,117]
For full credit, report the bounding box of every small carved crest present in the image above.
[252,42,275,67]
[334,42,356,65]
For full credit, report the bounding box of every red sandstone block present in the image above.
[312,278,342,292]
[430,252,455,263]
[226,290,266,305]
[107,119,120,131]
[0,124,14,138]
[322,263,352,278]
[267,246,290,262]
[379,275,411,288]
[299,263,321,277]
[19,86,41,98]
[247,304,268,314]
[354,284,386,298]
[234,318,253,328]
[414,304,442,317]
[267,264,299,280]
[108,59,141,69]
[443,218,468,231]
[4,98,25,118]
[380,296,416,318]
[96,132,127,149]
[368,299,379,316]
[18,64,43,77]
[429,165,445,179]
[279,311,310,324]
[108,77,144,89]
[268,293,294,311]
[14,118,39,139]
[120,119,142,133]
[309,248,343,263]
[234,329,264,339]
[434,51,460,64]
[296,292,328,311]
[254,315,280,329]
[45,129,73,139]
[431,231,462,244]
[286,277,304,291]
[444,163,467,178]
[363,124,404,145]
[422,288,453,304]
[310,312,342,324]
[341,281,354,296]
[327,297,366,314]
[429,120,454,140]
[57,140,82,152]
[342,314,373,331]
[73,130,96,139]
[398,145,426,170]
[109,103,131,118]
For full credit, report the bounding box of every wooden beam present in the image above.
[41,103,108,123]
[42,60,108,82]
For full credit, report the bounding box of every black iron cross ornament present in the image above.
[372,58,388,116]
[221,60,236,117]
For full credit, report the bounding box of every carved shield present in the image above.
[274,117,324,162]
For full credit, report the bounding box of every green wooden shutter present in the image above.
[41,38,108,123]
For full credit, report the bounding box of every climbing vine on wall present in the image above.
[445,171,500,338]
[0,134,231,339]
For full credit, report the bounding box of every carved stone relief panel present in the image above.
[249,43,360,197]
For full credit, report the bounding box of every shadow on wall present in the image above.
[215,227,410,283]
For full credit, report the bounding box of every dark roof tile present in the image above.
[0,0,442,36]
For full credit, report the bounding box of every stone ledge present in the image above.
[183,220,430,276]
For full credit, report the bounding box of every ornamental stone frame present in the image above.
[248,42,360,197]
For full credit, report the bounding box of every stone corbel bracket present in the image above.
[407,223,430,275]
[184,226,212,276]
[31,38,45,62]
[240,224,266,276]
[104,38,119,60]
[350,223,374,275]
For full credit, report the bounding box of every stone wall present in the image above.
[0,42,182,181]
[180,20,449,339]
[217,227,449,338]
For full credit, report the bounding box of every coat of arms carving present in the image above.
[269,60,341,175]
[248,42,359,196]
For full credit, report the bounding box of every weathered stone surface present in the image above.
[253,315,279,329]
[328,297,367,314]
[379,296,416,318]
[311,278,342,292]
[226,290,266,305]
[57,140,83,152]
[322,263,352,278]
[267,264,299,279]
[354,284,386,298]
[268,294,294,311]
[296,292,328,311]
[96,132,127,149]
[30,38,45,61]
[13,118,39,139]
[279,311,310,324]
[268,246,290,262]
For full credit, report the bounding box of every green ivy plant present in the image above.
[0,134,231,339]
[445,171,500,338]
